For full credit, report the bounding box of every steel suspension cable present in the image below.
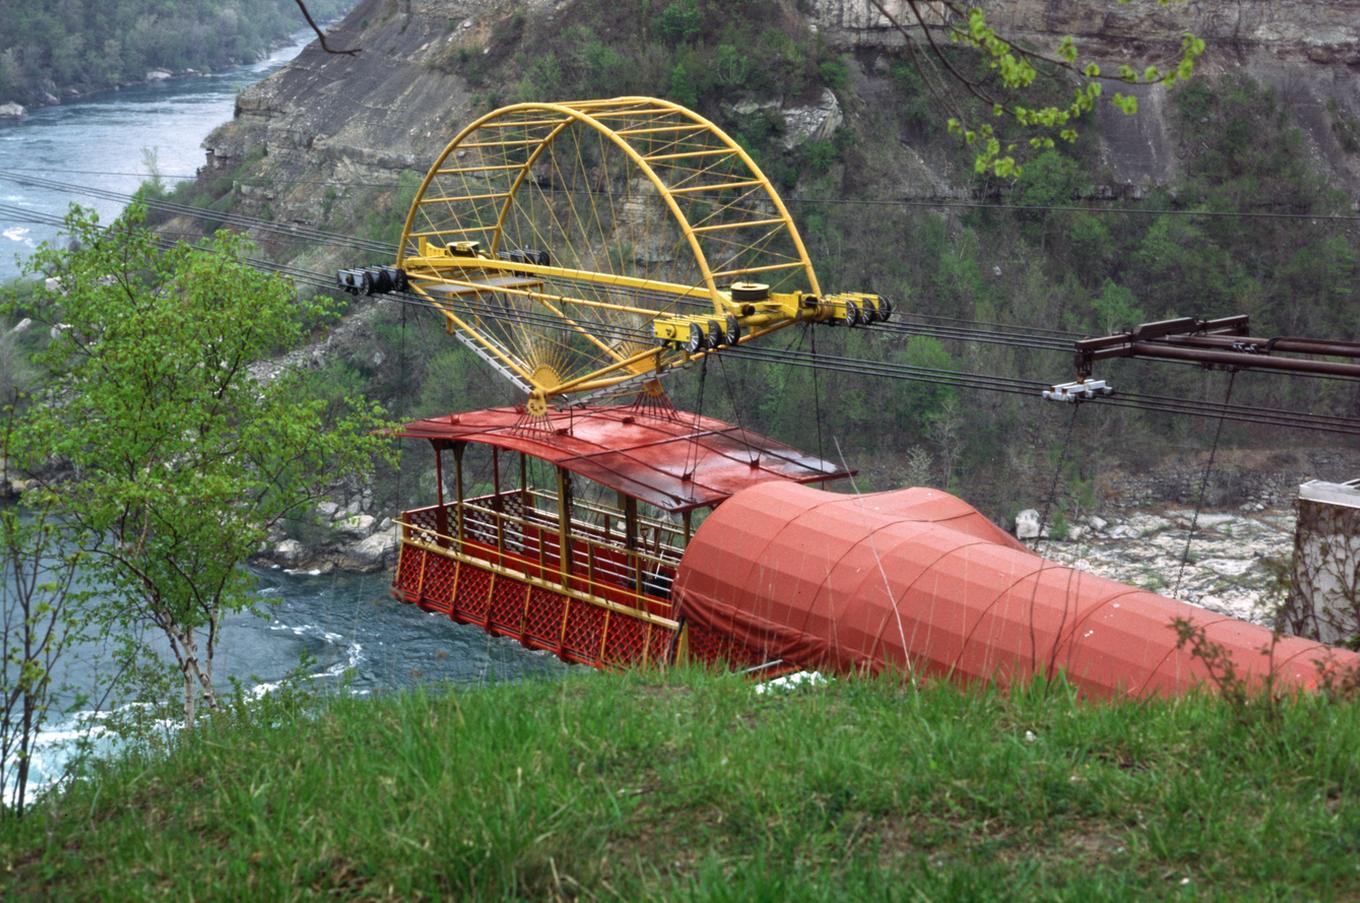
[6,165,1358,221]
[231,256,1360,437]
[0,172,1109,355]
[9,201,1360,438]
[713,354,757,466]
[1173,369,1238,599]
[1035,403,1082,549]
[810,325,826,465]
[275,264,1360,438]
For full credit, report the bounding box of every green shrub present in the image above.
[658,0,702,45]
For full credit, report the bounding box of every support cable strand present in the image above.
[1173,369,1238,599]
[1035,403,1081,552]
[810,325,826,467]
[12,203,1360,437]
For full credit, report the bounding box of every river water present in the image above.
[0,33,309,281]
[0,35,563,798]
[9,562,565,798]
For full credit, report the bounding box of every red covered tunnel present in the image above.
[674,482,1358,697]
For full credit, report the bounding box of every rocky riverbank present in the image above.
[256,493,399,576]
[1009,446,1360,627]
[257,488,1307,612]
[1024,505,1297,627]
[0,63,268,119]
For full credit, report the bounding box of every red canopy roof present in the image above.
[397,405,851,512]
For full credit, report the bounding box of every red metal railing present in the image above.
[392,490,679,669]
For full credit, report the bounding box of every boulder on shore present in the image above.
[1,477,36,499]
[273,538,304,568]
[337,531,397,572]
[0,103,25,118]
[336,513,375,538]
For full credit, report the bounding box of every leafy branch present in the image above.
[867,0,1205,176]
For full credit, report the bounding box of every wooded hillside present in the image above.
[0,0,355,105]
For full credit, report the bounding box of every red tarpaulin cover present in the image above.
[674,482,1359,697]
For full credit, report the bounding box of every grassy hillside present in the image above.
[4,668,1360,897]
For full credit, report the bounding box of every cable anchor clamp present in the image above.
[1043,379,1114,403]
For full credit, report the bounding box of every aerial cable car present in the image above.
[343,97,1356,696]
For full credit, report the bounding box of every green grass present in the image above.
[4,667,1360,899]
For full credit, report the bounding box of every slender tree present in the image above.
[8,205,392,726]
[0,398,87,816]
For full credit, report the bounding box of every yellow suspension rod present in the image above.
[406,255,718,314]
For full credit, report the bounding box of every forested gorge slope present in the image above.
[159,0,1359,520]
[0,0,356,107]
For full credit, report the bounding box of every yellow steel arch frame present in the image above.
[399,98,796,310]
[395,97,880,404]
[614,96,821,297]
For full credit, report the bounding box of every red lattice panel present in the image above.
[523,587,566,647]
[419,554,457,615]
[404,507,442,533]
[560,600,605,666]
[463,507,497,545]
[685,622,767,670]
[681,621,720,665]
[647,625,677,666]
[602,614,648,667]
[487,575,527,635]
[728,640,770,670]
[452,562,492,626]
[393,545,424,600]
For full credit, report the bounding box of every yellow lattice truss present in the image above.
[397,96,887,404]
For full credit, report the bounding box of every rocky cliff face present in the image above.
[199,0,1360,250]
[812,0,1360,192]
[815,0,1360,62]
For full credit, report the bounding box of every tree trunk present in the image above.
[15,693,34,816]
[201,607,219,712]
[180,631,199,728]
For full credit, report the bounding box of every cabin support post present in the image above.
[682,510,693,545]
[519,452,528,507]
[453,443,466,543]
[556,467,573,586]
[492,447,505,557]
[433,441,449,545]
[622,493,640,595]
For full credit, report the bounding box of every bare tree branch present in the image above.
[293,0,360,56]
